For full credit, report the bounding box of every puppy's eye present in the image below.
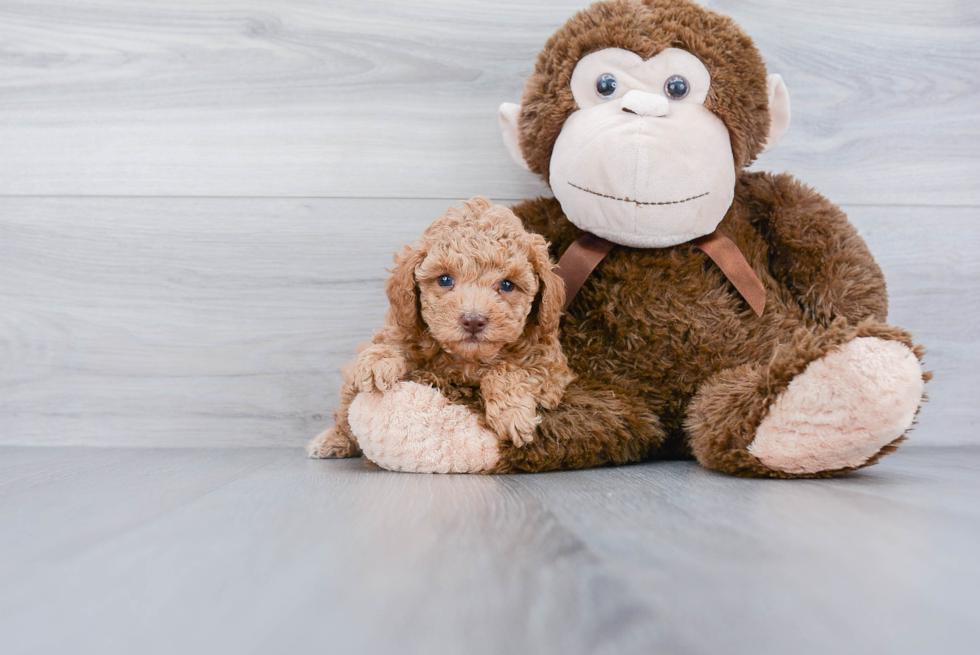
[499,280,515,293]
[664,75,689,100]
[596,73,618,98]
[437,274,454,288]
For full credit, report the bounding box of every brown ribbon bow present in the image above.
[555,228,766,317]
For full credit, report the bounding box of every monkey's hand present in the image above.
[351,344,409,393]
[481,365,541,447]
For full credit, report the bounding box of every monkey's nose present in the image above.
[460,313,488,335]
[621,90,669,117]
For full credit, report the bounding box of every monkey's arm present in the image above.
[740,172,888,325]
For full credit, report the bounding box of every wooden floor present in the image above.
[1,445,978,655]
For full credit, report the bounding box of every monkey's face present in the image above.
[548,47,736,248]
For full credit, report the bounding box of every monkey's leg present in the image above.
[346,379,663,474]
[492,379,665,473]
[685,320,926,478]
[347,382,500,473]
[307,380,362,459]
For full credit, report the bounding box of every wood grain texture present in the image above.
[1,198,976,447]
[0,197,442,447]
[1,446,978,654]
[0,0,976,203]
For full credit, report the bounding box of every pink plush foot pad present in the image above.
[749,337,924,474]
[348,382,501,474]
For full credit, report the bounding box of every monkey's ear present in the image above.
[499,103,531,171]
[761,74,791,153]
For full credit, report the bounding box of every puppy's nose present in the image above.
[460,313,488,335]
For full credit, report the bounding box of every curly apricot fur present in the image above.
[308,197,574,458]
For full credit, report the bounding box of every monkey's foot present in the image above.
[748,337,924,474]
[348,382,501,474]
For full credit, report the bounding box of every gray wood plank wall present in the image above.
[1,0,977,447]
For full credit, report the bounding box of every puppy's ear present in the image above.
[384,245,426,337]
[526,233,565,339]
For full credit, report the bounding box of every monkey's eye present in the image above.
[595,73,618,98]
[437,274,454,288]
[499,280,516,293]
[664,75,690,100]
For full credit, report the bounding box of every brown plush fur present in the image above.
[472,0,929,477]
[489,174,926,476]
[308,198,574,458]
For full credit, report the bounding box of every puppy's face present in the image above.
[416,240,539,361]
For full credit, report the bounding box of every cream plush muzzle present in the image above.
[549,95,736,247]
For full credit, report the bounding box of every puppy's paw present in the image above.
[486,403,541,448]
[510,410,542,447]
[307,427,360,459]
[352,350,408,393]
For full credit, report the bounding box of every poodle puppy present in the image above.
[307,197,573,460]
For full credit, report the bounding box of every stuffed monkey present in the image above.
[341,0,928,478]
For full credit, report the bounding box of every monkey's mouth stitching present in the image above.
[568,182,709,206]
